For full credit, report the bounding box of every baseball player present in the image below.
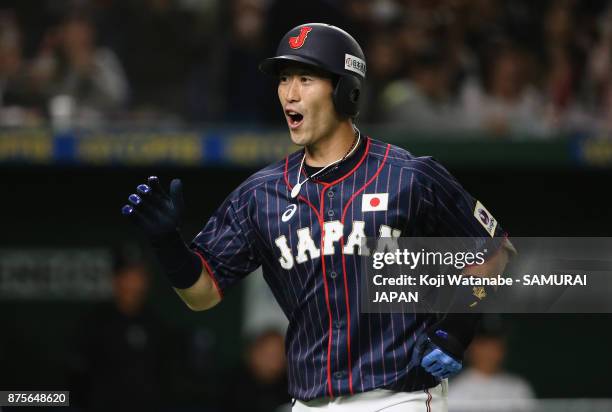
[122,23,513,411]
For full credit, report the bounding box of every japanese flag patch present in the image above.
[362,193,388,212]
[474,200,497,237]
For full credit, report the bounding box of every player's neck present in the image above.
[304,122,356,167]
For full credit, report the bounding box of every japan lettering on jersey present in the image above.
[191,137,506,401]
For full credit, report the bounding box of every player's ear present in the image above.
[332,75,361,118]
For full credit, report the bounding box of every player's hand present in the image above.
[411,332,463,379]
[121,176,184,240]
[420,340,462,379]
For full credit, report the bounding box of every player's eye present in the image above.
[300,76,312,83]
[279,75,289,83]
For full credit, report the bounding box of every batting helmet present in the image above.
[259,23,366,117]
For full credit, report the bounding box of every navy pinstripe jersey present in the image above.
[191,137,505,401]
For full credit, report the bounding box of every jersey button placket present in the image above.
[322,185,349,395]
[327,189,335,218]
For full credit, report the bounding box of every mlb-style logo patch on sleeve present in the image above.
[362,193,388,212]
[474,200,497,237]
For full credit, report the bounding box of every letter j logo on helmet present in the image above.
[289,26,312,49]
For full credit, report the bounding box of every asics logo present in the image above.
[282,204,298,222]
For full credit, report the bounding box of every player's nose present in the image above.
[284,77,301,102]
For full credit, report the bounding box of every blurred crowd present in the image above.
[67,246,290,412]
[0,0,610,136]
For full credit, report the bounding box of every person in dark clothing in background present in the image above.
[224,329,290,412]
[70,248,171,412]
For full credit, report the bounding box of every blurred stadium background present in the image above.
[0,0,611,411]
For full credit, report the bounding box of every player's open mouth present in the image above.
[285,110,304,129]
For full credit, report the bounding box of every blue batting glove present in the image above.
[121,176,185,240]
[421,340,462,379]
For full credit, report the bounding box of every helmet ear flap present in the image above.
[333,75,361,117]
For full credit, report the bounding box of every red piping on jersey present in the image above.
[305,138,371,186]
[339,143,390,395]
[425,388,432,411]
[282,141,375,398]
[193,249,224,299]
[338,237,353,394]
[284,157,323,222]
[340,143,391,221]
[318,187,335,398]
[284,155,333,397]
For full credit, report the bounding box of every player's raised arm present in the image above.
[121,176,221,311]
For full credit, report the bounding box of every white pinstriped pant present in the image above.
[292,380,448,412]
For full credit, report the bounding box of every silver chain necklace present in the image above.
[291,128,361,199]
